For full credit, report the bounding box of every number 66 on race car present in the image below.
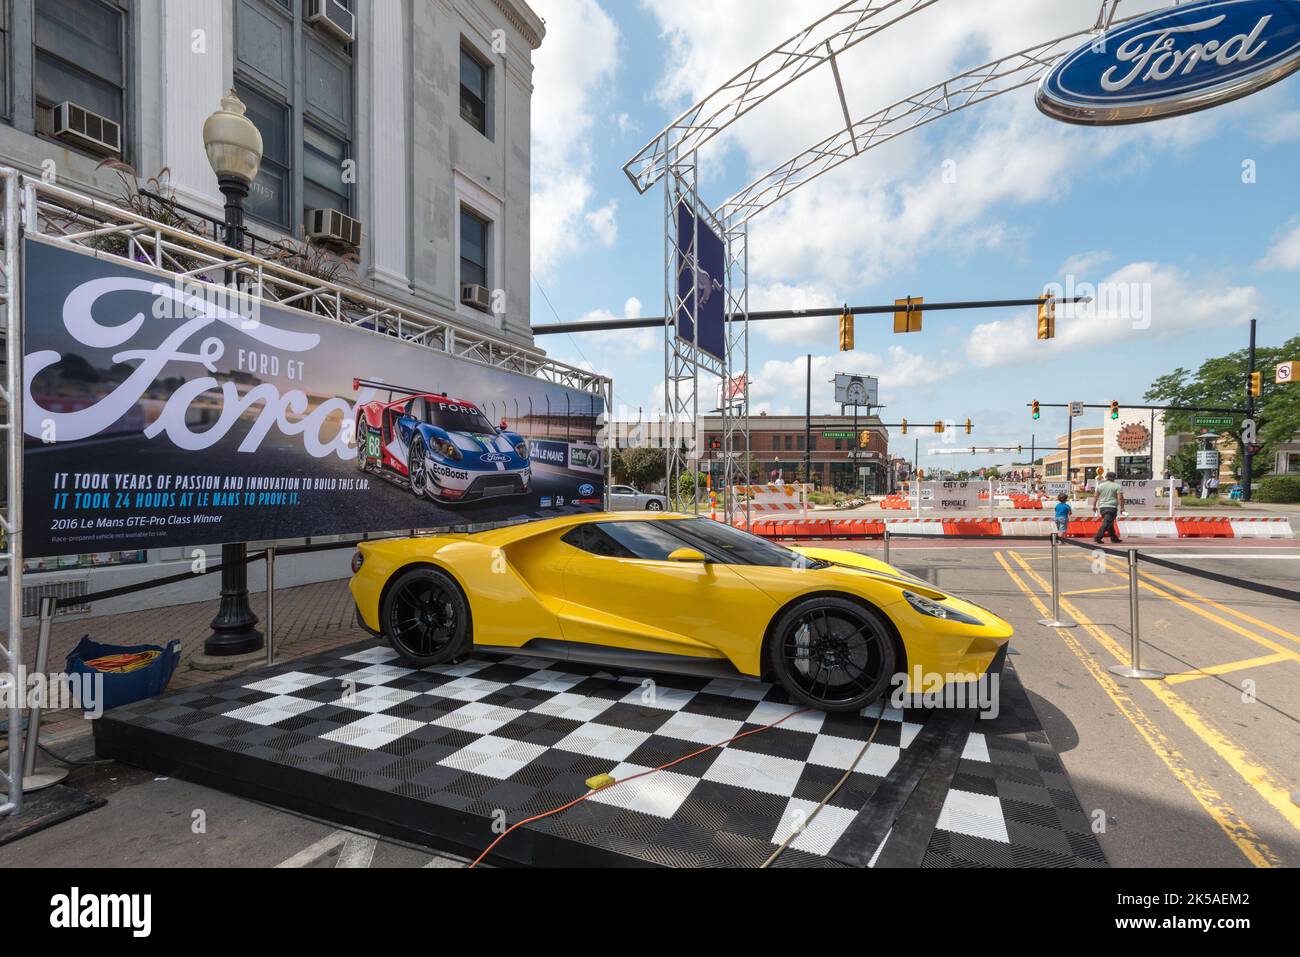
[352,378,531,504]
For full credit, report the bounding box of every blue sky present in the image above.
[525,0,1300,473]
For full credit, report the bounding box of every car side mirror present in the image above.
[668,547,708,564]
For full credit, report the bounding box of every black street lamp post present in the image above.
[202,91,265,657]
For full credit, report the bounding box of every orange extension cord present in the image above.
[469,706,812,868]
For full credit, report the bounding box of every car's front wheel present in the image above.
[381,567,471,667]
[409,436,429,499]
[767,597,895,713]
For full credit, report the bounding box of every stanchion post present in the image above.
[883,528,891,566]
[23,596,68,791]
[1109,548,1165,681]
[1038,533,1077,629]
[265,547,276,667]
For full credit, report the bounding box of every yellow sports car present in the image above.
[349,512,1012,713]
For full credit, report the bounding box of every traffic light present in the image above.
[964,418,972,435]
[893,296,923,334]
[859,431,871,449]
[1110,400,1120,420]
[1037,294,1056,341]
[934,421,946,434]
[837,306,854,352]
[1250,371,1263,397]
[1032,401,1041,420]
[900,419,908,435]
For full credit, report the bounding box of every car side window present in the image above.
[408,397,427,423]
[613,486,632,496]
[594,522,683,561]
[562,524,636,559]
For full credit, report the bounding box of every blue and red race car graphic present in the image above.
[353,378,531,504]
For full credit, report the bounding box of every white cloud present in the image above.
[575,296,657,351]
[747,348,956,416]
[748,281,841,343]
[1260,220,1300,271]
[530,0,621,278]
[585,200,620,246]
[964,262,1261,368]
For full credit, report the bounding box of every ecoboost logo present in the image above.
[49,887,152,938]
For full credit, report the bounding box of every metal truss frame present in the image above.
[624,0,944,194]
[24,179,608,396]
[1,169,23,815]
[721,17,1136,227]
[721,221,750,525]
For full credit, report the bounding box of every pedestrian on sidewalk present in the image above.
[1090,471,1124,544]
[1054,493,1073,535]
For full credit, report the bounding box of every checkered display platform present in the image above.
[94,641,1105,868]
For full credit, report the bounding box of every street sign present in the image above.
[1069,402,1085,417]
[1194,415,1235,430]
[822,431,856,440]
[1279,361,1296,385]
[1196,450,1221,471]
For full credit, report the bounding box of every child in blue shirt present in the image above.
[1054,493,1072,534]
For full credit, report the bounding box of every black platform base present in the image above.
[93,641,1105,868]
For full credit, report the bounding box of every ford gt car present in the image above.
[353,379,531,503]
[349,513,1013,712]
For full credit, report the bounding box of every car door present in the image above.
[391,398,426,471]
[608,486,637,511]
[556,521,775,668]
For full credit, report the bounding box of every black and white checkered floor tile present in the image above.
[95,642,1105,868]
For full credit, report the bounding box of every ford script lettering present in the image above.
[1038,1,1300,125]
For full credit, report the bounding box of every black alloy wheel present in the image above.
[381,568,470,667]
[409,436,429,499]
[767,597,895,712]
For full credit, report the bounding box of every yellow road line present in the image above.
[1131,563,1300,650]
[1063,585,1129,597]
[994,552,1279,867]
[1009,549,1299,845]
[1165,653,1294,686]
[1096,556,1300,663]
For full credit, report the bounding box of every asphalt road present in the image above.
[3,539,1296,869]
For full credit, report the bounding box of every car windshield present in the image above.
[660,519,825,569]
[424,399,496,434]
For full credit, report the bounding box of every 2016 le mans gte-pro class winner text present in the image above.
[21,238,606,558]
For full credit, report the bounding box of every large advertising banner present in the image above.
[21,239,607,558]
[675,202,726,362]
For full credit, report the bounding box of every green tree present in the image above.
[1166,442,1202,489]
[1146,333,1300,480]
[612,447,666,490]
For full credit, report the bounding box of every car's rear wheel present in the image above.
[355,417,369,472]
[409,436,429,499]
[767,597,895,713]
[382,567,470,667]
[646,499,664,511]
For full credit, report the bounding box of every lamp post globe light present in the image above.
[202,90,264,658]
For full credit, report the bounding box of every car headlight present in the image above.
[903,590,982,626]
[433,439,461,461]
[515,442,529,459]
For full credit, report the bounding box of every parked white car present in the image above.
[608,485,667,511]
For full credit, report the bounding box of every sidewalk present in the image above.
[12,580,370,741]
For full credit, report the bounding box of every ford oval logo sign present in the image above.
[1038,0,1300,125]
[578,484,596,498]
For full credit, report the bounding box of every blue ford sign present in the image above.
[1038,0,1300,125]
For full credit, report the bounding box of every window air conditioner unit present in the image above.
[461,283,492,313]
[305,208,362,248]
[50,101,121,156]
[306,0,355,43]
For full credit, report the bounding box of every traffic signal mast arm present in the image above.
[1026,402,1250,414]
[532,295,1093,335]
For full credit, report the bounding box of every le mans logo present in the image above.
[49,888,152,938]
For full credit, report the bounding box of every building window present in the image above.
[303,121,350,215]
[1115,456,1151,480]
[235,81,292,228]
[460,207,490,288]
[1285,453,1300,474]
[233,0,354,234]
[459,43,488,135]
[784,435,793,452]
[33,0,127,145]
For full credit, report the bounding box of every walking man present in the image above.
[1090,471,1125,544]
